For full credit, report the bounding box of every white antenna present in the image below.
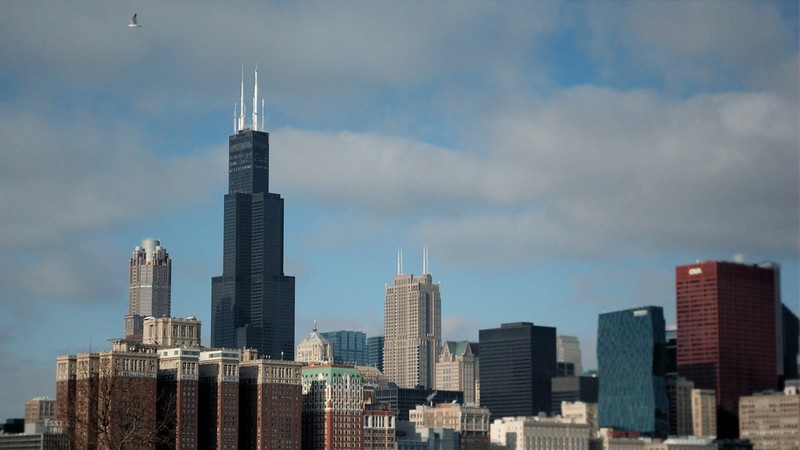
[261,98,265,131]
[252,65,258,131]
[397,248,404,276]
[233,103,237,133]
[423,244,429,274]
[238,66,245,131]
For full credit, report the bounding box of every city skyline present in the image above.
[0,1,797,421]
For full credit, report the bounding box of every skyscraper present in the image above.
[383,247,441,388]
[479,322,557,419]
[125,238,171,340]
[557,335,583,376]
[367,336,385,372]
[676,261,780,438]
[211,69,295,359]
[597,306,669,438]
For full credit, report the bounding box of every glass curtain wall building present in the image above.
[320,330,367,366]
[598,306,669,438]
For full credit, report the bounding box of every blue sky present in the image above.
[0,1,797,419]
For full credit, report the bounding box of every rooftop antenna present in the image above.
[261,98,265,131]
[238,66,245,131]
[397,248,404,276]
[423,244,429,274]
[252,64,258,131]
[233,103,237,134]
[313,320,317,332]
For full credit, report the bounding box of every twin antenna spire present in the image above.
[396,245,430,276]
[234,65,265,133]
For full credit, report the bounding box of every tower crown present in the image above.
[234,65,265,133]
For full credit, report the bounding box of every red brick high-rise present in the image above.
[676,261,780,438]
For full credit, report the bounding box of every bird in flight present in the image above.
[128,14,141,28]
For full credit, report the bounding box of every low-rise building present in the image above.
[739,386,799,450]
[490,415,591,450]
[410,403,490,450]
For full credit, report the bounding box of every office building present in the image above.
[239,350,303,450]
[666,325,678,375]
[24,398,55,434]
[598,306,669,438]
[301,364,364,450]
[738,386,799,450]
[691,389,716,438]
[561,401,599,437]
[551,376,599,416]
[489,415,592,450]
[557,335,583,376]
[211,69,295,359]
[373,385,463,421]
[320,329,367,366]
[198,349,240,449]
[368,336,385,372]
[296,322,333,364]
[410,403,491,450]
[384,248,441,389]
[125,238,171,340]
[435,341,480,406]
[142,316,201,348]
[667,376,694,437]
[479,322,557,418]
[676,261,780,438]
[396,421,460,450]
[783,304,799,383]
[0,433,70,450]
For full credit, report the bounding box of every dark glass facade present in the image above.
[550,375,599,415]
[367,336,384,372]
[597,306,669,438]
[320,330,367,366]
[211,130,295,359]
[478,322,556,419]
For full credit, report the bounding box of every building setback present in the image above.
[598,306,669,438]
[479,322,556,419]
[676,261,780,438]
[383,248,441,389]
[211,69,295,360]
[125,238,171,340]
[364,403,397,450]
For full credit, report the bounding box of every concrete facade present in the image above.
[435,341,480,406]
[739,386,799,450]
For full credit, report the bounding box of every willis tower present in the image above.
[212,68,295,359]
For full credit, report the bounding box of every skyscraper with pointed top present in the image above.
[211,68,295,359]
[383,246,441,388]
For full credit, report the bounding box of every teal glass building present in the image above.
[597,306,669,438]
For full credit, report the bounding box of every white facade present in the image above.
[490,416,591,450]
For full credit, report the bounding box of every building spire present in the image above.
[252,64,258,131]
[238,66,245,131]
[397,248,404,276]
[423,244,429,274]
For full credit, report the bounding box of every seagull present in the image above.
[128,13,141,28]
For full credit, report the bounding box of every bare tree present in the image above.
[58,349,176,450]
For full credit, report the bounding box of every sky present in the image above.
[0,1,798,420]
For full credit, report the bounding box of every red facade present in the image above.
[676,261,779,438]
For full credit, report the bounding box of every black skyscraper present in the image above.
[479,322,556,419]
[211,84,295,359]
